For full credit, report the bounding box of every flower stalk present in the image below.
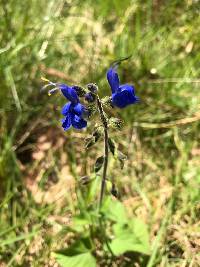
[96,95,109,209]
[44,64,139,208]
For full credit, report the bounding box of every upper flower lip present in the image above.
[59,84,79,104]
[106,67,119,93]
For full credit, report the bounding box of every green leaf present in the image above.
[87,175,101,203]
[53,238,96,267]
[85,136,96,149]
[92,127,103,142]
[71,207,99,232]
[71,214,91,233]
[54,252,96,267]
[85,127,103,149]
[54,238,91,255]
[110,218,150,256]
[101,197,128,224]
[108,138,116,155]
[94,156,104,173]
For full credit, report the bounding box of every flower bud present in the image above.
[73,85,86,97]
[109,117,123,130]
[87,83,98,93]
[85,92,96,103]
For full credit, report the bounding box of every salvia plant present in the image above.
[42,59,150,267]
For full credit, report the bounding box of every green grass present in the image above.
[1,0,200,266]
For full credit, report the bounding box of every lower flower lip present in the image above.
[61,102,88,130]
[112,90,139,108]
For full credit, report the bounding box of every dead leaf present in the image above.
[185,41,193,53]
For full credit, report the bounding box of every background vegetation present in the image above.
[0,0,200,266]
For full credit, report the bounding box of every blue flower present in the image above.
[61,101,88,130]
[61,103,87,130]
[85,92,96,103]
[107,67,139,108]
[58,84,88,130]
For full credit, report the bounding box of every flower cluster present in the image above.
[59,84,88,130]
[46,66,138,131]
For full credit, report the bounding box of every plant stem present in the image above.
[96,95,109,209]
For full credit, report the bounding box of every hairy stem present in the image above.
[96,95,109,209]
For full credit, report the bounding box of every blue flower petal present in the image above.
[59,84,79,104]
[112,84,138,108]
[119,84,136,95]
[71,114,87,129]
[61,114,72,131]
[107,67,119,93]
[73,103,85,116]
[61,102,72,116]
[73,103,89,119]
